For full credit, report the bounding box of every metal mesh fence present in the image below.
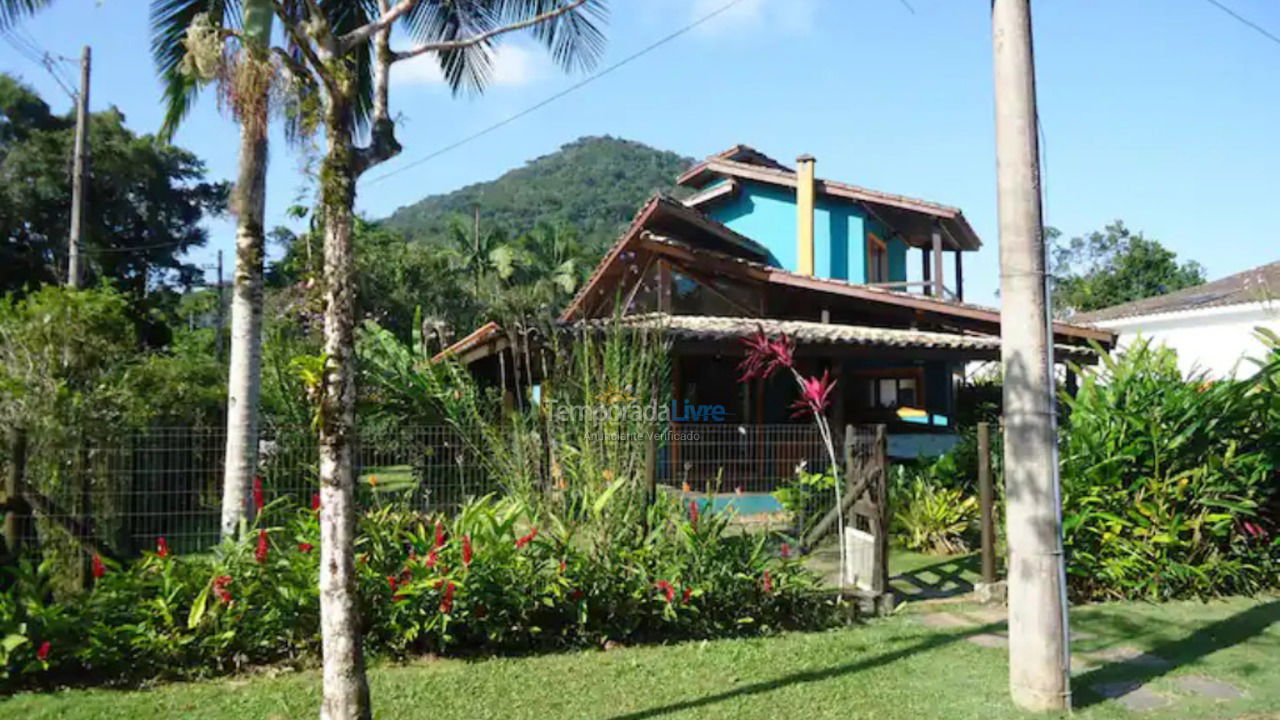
[4,423,879,556]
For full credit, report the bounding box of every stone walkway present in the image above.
[917,609,1248,712]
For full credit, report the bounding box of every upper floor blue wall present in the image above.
[706,180,907,284]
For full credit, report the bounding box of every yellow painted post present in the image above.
[796,154,816,276]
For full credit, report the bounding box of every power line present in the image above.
[2,29,79,99]
[1203,0,1280,47]
[364,0,750,187]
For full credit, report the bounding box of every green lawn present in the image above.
[6,595,1278,720]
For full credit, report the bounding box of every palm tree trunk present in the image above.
[317,83,371,720]
[219,106,268,539]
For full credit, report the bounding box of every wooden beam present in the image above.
[932,223,945,300]
[954,249,965,302]
[921,246,932,297]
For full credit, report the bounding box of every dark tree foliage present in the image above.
[0,74,228,307]
[1049,221,1206,316]
[382,136,693,254]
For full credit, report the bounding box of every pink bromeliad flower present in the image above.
[789,369,837,418]
[91,554,105,579]
[688,500,700,530]
[156,537,169,558]
[434,520,446,549]
[36,641,50,662]
[462,535,473,566]
[255,529,269,564]
[737,329,795,381]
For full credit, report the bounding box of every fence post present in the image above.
[4,429,27,558]
[643,426,657,535]
[978,421,996,584]
[872,424,889,594]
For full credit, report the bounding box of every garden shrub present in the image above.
[1060,337,1280,601]
[890,467,978,555]
[1,478,837,689]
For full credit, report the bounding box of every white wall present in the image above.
[1095,302,1280,379]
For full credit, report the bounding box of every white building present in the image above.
[1072,262,1280,379]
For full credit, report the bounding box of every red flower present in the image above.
[682,587,692,604]
[655,580,675,603]
[425,548,439,568]
[434,520,446,550]
[570,588,585,602]
[298,542,314,552]
[255,529,269,564]
[393,593,408,603]
[688,500,700,530]
[387,575,399,592]
[789,369,837,418]
[737,330,795,381]
[440,581,456,614]
[91,554,105,579]
[462,535,473,566]
[36,641,50,662]
[762,569,774,594]
[156,537,169,558]
[515,527,539,549]
[212,575,233,604]
[779,542,791,559]
[311,492,321,512]
[252,476,264,513]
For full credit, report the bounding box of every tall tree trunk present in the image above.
[219,104,268,539]
[317,83,371,720]
[219,0,274,540]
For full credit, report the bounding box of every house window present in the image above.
[852,368,924,410]
[866,232,889,283]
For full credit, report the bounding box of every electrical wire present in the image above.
[363,0,750,187]
[1203,0,1280,47]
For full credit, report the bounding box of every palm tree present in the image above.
[264,4,605,717]
[150,0,277,540]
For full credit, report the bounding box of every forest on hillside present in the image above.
[383,135,694,254]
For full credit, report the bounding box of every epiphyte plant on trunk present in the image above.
[167,2,606,718]
[737,329,846,585]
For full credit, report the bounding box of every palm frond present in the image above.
[149,0,239,140]
[0,0,55,31]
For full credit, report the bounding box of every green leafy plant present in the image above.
[891,468,978,554]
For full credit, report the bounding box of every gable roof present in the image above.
[557,197,1112,347]
[1072,261,1280,324]
[676,146,983,251]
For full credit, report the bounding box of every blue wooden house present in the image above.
[441,145,1112,460]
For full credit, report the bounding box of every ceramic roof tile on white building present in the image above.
[1072,261,1280,378]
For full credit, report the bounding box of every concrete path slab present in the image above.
[1091,681,1171,712]
[1174,675,1245,700]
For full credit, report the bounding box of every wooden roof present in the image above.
[678,148,983,251]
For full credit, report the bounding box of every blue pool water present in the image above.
[687,493,783,517]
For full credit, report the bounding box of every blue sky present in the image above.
[2,0,1277,305]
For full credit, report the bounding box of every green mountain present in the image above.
[382,136,694,251]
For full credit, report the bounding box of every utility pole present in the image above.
[991,0,1070,711]
[215,249,226,359]
[66,45,91,289]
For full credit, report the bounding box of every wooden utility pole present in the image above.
[67,45,91,289]
[992,0,1070,710]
